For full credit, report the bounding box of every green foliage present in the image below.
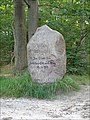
[0,0,13,66]
[70,75,89,85]
[0,73,82,99]
[66,47,87,74]
[39,0,90,74]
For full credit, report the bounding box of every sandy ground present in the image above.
[0,85,90,120]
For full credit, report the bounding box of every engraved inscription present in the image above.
[29,56,56,70]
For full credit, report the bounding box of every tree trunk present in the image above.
[13,0,27,73]
[80,0,87,64]
[28,0,38,40]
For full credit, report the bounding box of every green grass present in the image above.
[70,75,90,85]
[0,73,89,99]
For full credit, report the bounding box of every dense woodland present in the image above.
[0,0,90,75]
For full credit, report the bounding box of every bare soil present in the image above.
[0,85,90,120]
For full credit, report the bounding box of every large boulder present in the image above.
[27,25,66,83]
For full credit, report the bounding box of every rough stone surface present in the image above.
[27,25,66,83]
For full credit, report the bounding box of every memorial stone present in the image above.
[27,25,66,83]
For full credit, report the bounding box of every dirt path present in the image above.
[0,85,90,120]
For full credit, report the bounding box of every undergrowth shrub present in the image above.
[66,47,88,75]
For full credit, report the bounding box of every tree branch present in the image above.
[80,29,90,45]
[23,0,30,8]
[76,29,90,51]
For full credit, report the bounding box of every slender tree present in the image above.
[80,0,87,63]
[27,0,38,40]
[13,0,27,73]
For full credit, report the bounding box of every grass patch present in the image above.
[70,75,89,85]
[0,73,89,99]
